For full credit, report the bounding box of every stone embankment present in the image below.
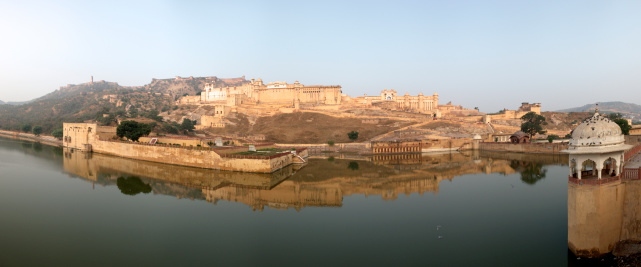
[0,130,62,147]
[479,142,569,154]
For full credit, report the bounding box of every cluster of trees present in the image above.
[520,112,633,142]
[607,113,632,135]
[20,124,43,136]
[116,121,152,142]
[160,119,195,134]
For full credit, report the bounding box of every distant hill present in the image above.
[36,80,126,102]
[31,75,248,103]
[556,101,641,122]
[0,75,248,133]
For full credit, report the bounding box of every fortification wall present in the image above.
[179,96,201,104]
[422,139,472,152]
[214,144,276,154]
[62,123,292,173]
[625,135,641,148]
[620,179,641,241]
[63,147,294,189]
[479,142,568,154]
[91,140,278,173]
[257,89,297,104]
[139,136,206,147]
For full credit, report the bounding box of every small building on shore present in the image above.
[510,131,529,144]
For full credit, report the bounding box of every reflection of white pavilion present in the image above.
[563,110,631,181]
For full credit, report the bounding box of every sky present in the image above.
[1,0,640,112]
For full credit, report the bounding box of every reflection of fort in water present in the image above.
[63,149,565,211]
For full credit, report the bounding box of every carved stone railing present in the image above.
[569,175,621,185]
[622,168,641,180]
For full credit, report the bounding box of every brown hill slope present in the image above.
[207,112,413,144]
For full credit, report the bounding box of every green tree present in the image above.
[607,112,631,134]
[613,118,631,135]
[162,122,179,134]
[128,107,139,118]
[98,113,115,126]
[327,140,335,146]
[181,118,196,132]
[32,125,42,136]
[144,109,163,122]
[51,129,63,139]
[520,112,547,139]
[116,120,151,142]
[21,124,32,133]
[347,131,359,140]
[547,134,559,143]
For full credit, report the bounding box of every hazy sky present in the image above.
[1,0,640,112]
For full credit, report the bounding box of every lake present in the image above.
[0,137,598,266]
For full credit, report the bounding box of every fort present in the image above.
[195,78,342,106]
[176,76,488,133]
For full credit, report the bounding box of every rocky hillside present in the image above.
[557,101,641,123]
[203,112,413,144]
[0,75,248,134]
[145,76,248,100]
[36,81,126,101]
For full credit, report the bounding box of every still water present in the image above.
[0,137,580,266]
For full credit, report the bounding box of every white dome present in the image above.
[473,134,482,140]
[569,113,624,148]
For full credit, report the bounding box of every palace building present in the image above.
[200,78,342,106]
[379,89,439,113]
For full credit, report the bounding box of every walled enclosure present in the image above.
[63,123,304,173]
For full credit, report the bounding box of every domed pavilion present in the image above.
[563,110,632,181]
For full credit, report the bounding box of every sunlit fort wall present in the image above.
[62,123,298,173]
[200,79,342,106]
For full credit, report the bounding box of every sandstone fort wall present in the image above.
[479,142,568,154]
[63,123,296,173]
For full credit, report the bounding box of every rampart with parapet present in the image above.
[62,123,305,173]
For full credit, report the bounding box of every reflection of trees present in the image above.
[33,142,42,152]
[116,176,152,196]
[348,161,359,170]
[510,160,547,185]
[21,142,32,149]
